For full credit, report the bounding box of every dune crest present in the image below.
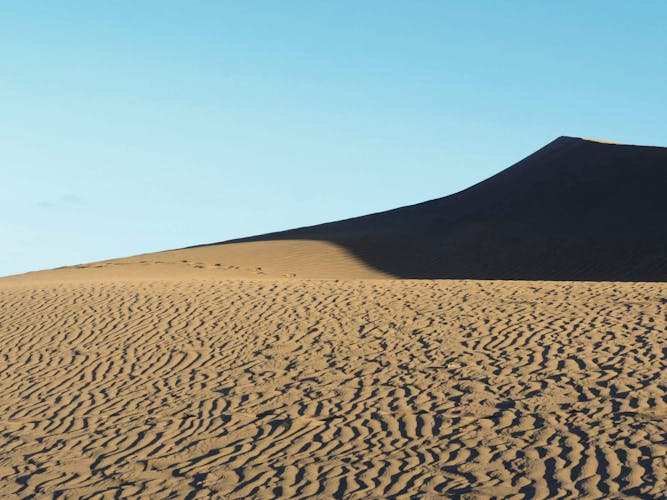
[212,136,667,281]
[6,136,667,283]
[580,137,620,144]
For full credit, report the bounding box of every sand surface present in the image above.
[1,271,665,498]
[1,136,666,497]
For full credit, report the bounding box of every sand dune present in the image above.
[1,137,666,497]
[226,136,665,281]
[8,136,667,283]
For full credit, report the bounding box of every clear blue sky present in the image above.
[2,1,666,276]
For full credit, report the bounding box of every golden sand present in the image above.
[0,267,665,497]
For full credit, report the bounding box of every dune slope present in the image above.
[215,136,667,280]
[75,136,667,282]
[9,136,667,283]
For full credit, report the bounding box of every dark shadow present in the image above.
[192,137,667,281]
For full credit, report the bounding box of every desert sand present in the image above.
[0,137,665,498]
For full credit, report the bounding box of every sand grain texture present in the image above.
[0,275,665,498]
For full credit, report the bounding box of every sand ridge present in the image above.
[7,136,667,283]
[0,276,665,497]
[178,136,667,281]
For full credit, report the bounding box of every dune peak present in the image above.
[5,136,667,283]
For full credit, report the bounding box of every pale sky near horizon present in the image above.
[2,1,666,277]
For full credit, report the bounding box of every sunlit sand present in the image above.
[1,137,665,497]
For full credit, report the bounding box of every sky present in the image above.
[2,1,666,277]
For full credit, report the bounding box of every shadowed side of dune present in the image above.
[189,136,667,281]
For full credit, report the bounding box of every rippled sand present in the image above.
[0,273,665,498]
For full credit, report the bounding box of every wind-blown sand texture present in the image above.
[0,275,665,498]
[1,137,666,497]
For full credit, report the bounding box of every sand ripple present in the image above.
[0,279,665,497]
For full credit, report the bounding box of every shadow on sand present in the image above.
[194,137,667,281]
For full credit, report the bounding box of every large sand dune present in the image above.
[10,136,667,283]
[141,136,667,281]
[1,137,666,497]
